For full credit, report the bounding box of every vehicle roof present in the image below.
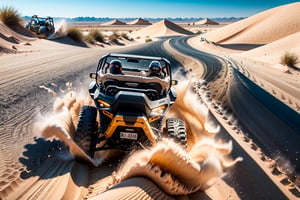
[102,53,170,64]
[32,15,53,19]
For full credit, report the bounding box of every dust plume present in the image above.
[48,19,68,39]
[34,89,82,142]
[34,83,109,165]
[166,75,220,144]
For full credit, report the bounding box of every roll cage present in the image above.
[92,53,177,92]
[30,15,54,27]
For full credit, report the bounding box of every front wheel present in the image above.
[74,106,98,158]
[166,118,187,148]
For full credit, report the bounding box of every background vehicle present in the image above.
[25,15,55,38]
[75,53,187,158]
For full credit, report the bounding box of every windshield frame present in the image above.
[97,53,171,77]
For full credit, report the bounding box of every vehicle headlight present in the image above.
[97,99,111,108]
[151,105,167,115]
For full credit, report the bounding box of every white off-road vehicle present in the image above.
[75,53,187,158]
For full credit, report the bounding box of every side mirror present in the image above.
[171,80,178,85]
[90,73,97,79]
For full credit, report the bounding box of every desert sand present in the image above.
[1,2,300,200]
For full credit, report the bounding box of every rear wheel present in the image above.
[166,118,187,148]
[74,106,98,158]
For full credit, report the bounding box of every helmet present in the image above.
[148,61,162,74]
[109,60,123,74]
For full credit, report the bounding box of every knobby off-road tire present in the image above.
[166,118,187,148]
[74,106,97,158]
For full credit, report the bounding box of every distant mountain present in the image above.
[22,16,245,23]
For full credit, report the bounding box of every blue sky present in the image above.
[1,0,299,18]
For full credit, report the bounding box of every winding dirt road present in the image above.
[0,37,299,199]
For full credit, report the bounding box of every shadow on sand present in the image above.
[18,137,120,186]
[50,36,130,48]
[219,43,264,51]
[110,39,125,46]
[50,37,89,48]
[19,137,75,180]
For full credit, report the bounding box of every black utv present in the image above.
[75,53,187,158]
[25,15,55,38]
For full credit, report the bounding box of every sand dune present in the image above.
[195,18,219,25]
[202,2,300,44]
[127,18,152,25]
[0,22,36,53]
[240,31,300,65]
[101,19,127,25]
[131,19,194,39]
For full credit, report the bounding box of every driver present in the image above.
[147,61,164,78]
[109,60,123,74]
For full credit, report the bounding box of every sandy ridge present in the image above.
[226,55,300,113]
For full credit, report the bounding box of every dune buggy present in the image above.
[25,15,55,38]
[75,53,187,158]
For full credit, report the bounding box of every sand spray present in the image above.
[34,75,242,195]
[114,75,242,195]
[48,19,68,39]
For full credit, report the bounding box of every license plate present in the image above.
[120,132,138,140]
